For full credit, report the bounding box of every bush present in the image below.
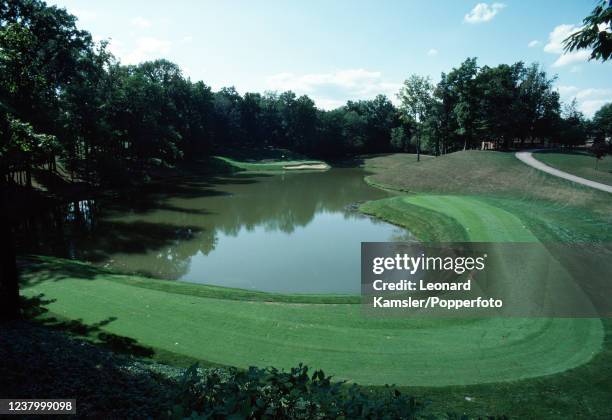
[173,363,423,419]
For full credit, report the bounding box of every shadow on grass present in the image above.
[19,256,106,285]
[21,293,155,358]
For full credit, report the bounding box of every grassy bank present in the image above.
[214,156,330,172]
[362,151,612,215]
[533,150,612,186]
[358,152,612,418]
[17,150,612,417]
[20,254,601,391]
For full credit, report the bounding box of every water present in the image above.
[16,168,411,294]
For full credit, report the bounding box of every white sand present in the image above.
[283,163,329,170]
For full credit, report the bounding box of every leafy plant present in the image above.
[173,363,424,419]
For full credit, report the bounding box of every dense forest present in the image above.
[1,0,611,188]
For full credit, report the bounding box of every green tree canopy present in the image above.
[563,0,612,62]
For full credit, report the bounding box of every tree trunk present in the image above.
[416,136,421,162]
[0,182,20,321]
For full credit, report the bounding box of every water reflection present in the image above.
[15,168,411,293]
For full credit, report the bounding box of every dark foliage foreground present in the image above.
[174,364,423,419]
[0,321,175,418]
[0,321,426,419]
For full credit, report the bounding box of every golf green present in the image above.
[20,195,603,386]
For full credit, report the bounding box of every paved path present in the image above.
[515,150,612,194]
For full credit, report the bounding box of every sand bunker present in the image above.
[283,163,329,170]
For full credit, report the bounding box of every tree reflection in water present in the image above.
[15,168,412,293]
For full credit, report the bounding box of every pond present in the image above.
[16,168,412,294]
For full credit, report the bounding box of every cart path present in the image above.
[515,150,612,193]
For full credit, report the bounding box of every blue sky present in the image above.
[49,0,612,116]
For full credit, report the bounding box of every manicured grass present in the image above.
[361,196,469,242]
[533,150,612,186]
[363,195,536,242]
[213,156,330,172]
[20,255,601,389]
[400,317,612,419]
[21,256,358,304]
[358,152,612,418]
[20,192,605,390]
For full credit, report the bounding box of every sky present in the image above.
[48,0,612,117]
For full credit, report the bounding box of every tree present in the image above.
[593,102,612,141]
[590,141,609,169]
[289,95,318,152]
[240,92,263,147]
[341,110,367,153]
[420,104,444,155]
[390,126,409,152]
[0,111,19,321]
[445,58,480,151]
[211,86,243,148]
[314,109,346,158]
[345,95,398,153]
[0,189,20,321]
[559,100,587,148]
[432,73,455,154]
[471,62,560,149]
[563,0,612,62]
[475,64,520,149]
[398,75,434,161]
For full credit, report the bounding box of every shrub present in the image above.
[173,363,423,419]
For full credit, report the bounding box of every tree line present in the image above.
[2,0,612,189]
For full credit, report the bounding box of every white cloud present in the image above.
[464,3,506,24]
[427,48,439,56]
[266,69,402,110]
[556,85,579,96]
[575,88,612,100]
[108,37,172,65]
[544,24,577,54]
[556,85,612,117]
[317,99,346,110]
[544,23,591,67]
[528,40,540,48]
[71,8,97,22]
[552,50,591,67]
[92,36,125,60]
[131,16,152,29]
[180,36,193,44]
[581,99,612,116]
[598,22,611,33]
[107,38,125,58]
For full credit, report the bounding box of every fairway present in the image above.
[20,194,604,387]
[400,195,536,242]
